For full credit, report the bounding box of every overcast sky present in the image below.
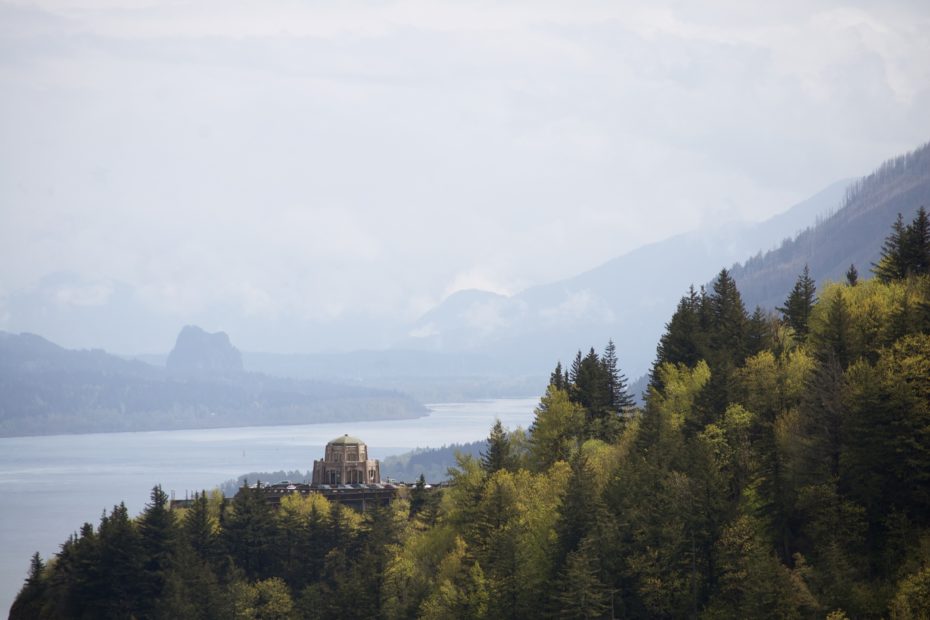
[2,0,930,353]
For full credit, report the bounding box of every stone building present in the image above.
[311,434,381,486]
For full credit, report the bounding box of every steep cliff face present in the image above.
[166,325,244,376]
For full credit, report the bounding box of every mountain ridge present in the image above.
[398,177,854,378]
[0,329,426,438]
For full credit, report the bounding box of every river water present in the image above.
[0,398,538,614]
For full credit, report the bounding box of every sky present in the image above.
[2,0,930,354]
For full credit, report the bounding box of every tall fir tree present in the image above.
[222,481,275,579]
[846,263,859,286]
[480,419,514,475]
[906,206,930,276]
[137,484,177,616]
[699,269,749,419]
[569,350,583,385]
[9,553,47,620]
[816,289,851,368]
[778,264,817,339]
[602,339,635,413]
[549,361,566,391]
[872,210,930,281]
[708,269,747,354]
[653,285,706,383]
[183,490,217,563]
[746,306,775,357]
[875,213,908,282]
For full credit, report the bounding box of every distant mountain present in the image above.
[167,325,243,376]
[731,142,930,310]
[0,329,425,437]
[398,178,853,379]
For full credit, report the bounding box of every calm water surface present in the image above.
[0,398,537,614]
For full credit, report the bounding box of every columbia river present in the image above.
[0,398,537,614]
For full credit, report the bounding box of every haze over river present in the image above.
[0,398,537,614]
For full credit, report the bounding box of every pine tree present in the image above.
[549,361,566,391]
[183,490,217,563]
[137,485,177,615]
[409,473,428,519]
[816,289,851,368]
[653,285,706,383]
[602,339,635,413]
[903,206,930,276]
[575,348,604,409]
[699,269,749,418]
[874,212,914,282]
[96,502,145,617]
[846,264,859,286]
[480,419,513,475]
[552,537,610,620]
[746,306,775,356]
[569,350,583,385]
[709,269,747,351]
[778,264,817,339]
[9,553,47,620]
[223,482,275,579]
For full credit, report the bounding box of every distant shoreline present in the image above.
[0,404,428,440]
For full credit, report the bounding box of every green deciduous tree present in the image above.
[528,387,584,472]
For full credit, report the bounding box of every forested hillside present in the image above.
[12,211,930,619]
[732,141,930,310]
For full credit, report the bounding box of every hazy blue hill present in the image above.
[732,142,930,310]
[166,325,244,375]
[0,331,158,378]
[399,178,852,379]
[241,349,543,402]
[379,440,485,483]
[0,330,426,437]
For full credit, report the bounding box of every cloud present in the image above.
[407,322,438,339]
[1,0,929,352]
[539,290,615,325]
[51,281,114,307]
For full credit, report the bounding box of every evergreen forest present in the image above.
[11,209,930,619]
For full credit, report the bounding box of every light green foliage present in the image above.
[383,525,458,618]
[528,386,585,471]
[277,491,331,522]
[418,537,489,619]
[579,438,624,493]
[232,577,295,620]
[700,404,753,501]
[890,566,930,620]
[649,360,711,431]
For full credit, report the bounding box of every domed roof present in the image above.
[328,434,365,445]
